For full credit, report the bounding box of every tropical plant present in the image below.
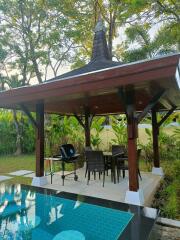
[141,125,179,170]
[110,115,127,146]
[91,117,105,149]
[152,159,180,219]
[122,23,177,63]
[45,115,84,156]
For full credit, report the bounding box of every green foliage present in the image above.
[173,127,180,145]
[0,110,16,154]
[91,117,105,149]
[140,143,153,171]
[0,110,35,155]
[122,23,177,62]
[152,160,180,219]
[110,115,127,145]
[141,126,180,169]
[45,115,84,156]
[21,119,35,154]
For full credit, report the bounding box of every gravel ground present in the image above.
[149,223,180,240]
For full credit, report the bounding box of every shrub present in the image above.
[152,160,180,220]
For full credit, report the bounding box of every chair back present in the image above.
[85,150,105,172]
[84,146,92,161]
[60,144,75,159]
[112,145,125,156]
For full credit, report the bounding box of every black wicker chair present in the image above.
[60,144,80,186]
[84,146,92,178]
[116,148,142,182]
[85,150,106,187]
[111,145,126,183]
[112,145,126,157]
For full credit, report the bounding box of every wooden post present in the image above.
[127,105,139,192]
[119,87,139,191]
[36,102,44,177]
[120,87,139,192]
[152,107,160,168]
[84,107,91,147]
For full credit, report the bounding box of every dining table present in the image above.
[103,151,127,184]
[103,151,117,184]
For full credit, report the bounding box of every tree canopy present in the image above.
[0,0,179,86]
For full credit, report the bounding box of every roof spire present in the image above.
[91,15,110,61]
[94,14,106,33]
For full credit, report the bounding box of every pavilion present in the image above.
[0,19,179,205]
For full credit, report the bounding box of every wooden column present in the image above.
[152,107,160,168]
[119,87,139,191]
[127,105,139,192]
[36,102,44,177]
[84,107,91,147]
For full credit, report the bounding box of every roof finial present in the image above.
[94,14,106,33]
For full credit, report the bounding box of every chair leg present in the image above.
[94,171,96,180]
[51,173,53,184]
[85,164,88,178]
[138,169,142,180]
[117,168,120,183]
[62,161,65,186]
[111,169,113,182]
[103,171,105,187]
[123,169,125,178]
[87,171,90,185]
[74,162,78,181]
[99,172,101,179]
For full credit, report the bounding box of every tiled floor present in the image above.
[42,167,162,206]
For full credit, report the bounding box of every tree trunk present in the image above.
[30,41,43,84]
[13,110,22,156]
[108,10,116,60]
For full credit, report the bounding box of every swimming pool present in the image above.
[0,184,158,240]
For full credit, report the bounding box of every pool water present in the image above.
[0,185,133,240]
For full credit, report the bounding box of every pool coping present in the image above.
[1,184,159,240]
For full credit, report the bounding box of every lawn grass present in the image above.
[0,154,35,175]
[0,154,35,185]
[0,154,78,185]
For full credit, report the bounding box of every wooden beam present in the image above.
[74,107,94,147]
[20,104,37,128]
[157,106,176,127]
[84,107,91,147]
[118,87,127,112]
[152,107,160,168]
[89,114,95,127]
[36,102,44,177]
[137,89,166,123]
[74,113,85,128]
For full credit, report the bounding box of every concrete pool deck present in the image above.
[40,167,162,207]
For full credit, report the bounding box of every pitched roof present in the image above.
[47,19,122,81]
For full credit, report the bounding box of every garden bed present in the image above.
[151,160,180,220]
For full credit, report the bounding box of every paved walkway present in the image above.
[0,175,13,182]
